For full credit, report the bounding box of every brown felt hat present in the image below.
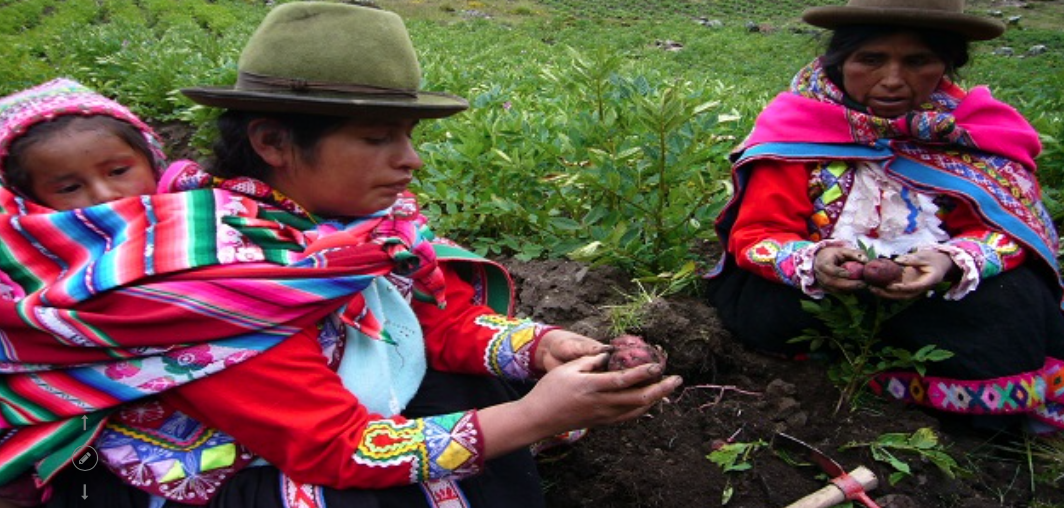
[181,1,468,119]
[802,0,1005,41]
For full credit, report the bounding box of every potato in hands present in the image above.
[606,334,667,373]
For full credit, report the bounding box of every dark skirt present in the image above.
[706,262,1064,430]
[45,370,544,508]
[707,262,1064,377]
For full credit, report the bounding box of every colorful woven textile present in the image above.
[0,183,447,486]
[715,58,1061,300]
[711,58,1064,430]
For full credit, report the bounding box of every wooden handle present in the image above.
[784,466,878,508]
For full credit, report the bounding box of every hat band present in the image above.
[236,71,418,97]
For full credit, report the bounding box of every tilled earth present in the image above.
[503,258,1064,508]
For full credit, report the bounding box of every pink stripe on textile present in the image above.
[0,420,67,455]
[122,281,330,331]
[747,87,1041,169]
[151,192,209,274]
[952,87,1043,170]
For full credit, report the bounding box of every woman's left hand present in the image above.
[534,329,611,373]
[870,250,955,300]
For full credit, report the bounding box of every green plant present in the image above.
[792,293,954,413]
[598,261,701,334]
[841,427,966,485]
[991,433,1064,498]
[707,440,769,505]
[601,281,668,335]
[1028,435,1064,487]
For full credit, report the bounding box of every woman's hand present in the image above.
[534,329,610,373]
[870,250,955,300]
[814,246,867,293]
[478,354,682,458]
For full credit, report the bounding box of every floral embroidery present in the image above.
[162,345,215,376]
[105,360,142,380]
[747,240,781,266]
[948,231,1022,279]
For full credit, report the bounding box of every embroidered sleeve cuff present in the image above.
[795,239,852,299]
[917,244,979,300]
[353,411,484,484]
[526,324,561,379]
[947,233,1023,278]
[477,315,540,381]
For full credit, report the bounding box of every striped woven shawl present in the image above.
[0,185,445,484]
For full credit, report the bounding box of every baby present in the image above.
[0,78,164,211]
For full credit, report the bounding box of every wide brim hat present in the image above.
[802,0,1005,41]
[182,2,468,119]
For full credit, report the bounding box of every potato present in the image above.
[841,260,865,280]
[863,258,902,287]
[607,334,667,372]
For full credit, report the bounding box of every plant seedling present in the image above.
[842,427,966,485]
[791,293,953,413]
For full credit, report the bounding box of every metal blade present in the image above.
[775,432,846,478]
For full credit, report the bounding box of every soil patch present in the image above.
[504,258,1064,508]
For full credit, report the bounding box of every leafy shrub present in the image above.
[0,0,1059,276]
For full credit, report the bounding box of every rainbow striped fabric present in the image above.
[0,186,446,485]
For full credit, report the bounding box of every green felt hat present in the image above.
[802,0,1005,41]
[182,2,468,119]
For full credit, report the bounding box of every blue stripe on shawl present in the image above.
[78,206,132,295]
[44,208,131,301]
[276,275,378,296]
[734,141,892,164]
[142,196,157,277]
[69,368,145,401]
[725,140,1063,306]
[886,155,1060,272]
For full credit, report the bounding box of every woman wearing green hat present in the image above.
[707,0,1064,433]
[0,2,680,507]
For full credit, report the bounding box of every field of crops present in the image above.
[1,0,1062,274]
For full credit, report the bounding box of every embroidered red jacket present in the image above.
[729,159,1027,289]
[157,264,540,489]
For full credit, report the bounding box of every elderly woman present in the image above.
[707,0,1064,433]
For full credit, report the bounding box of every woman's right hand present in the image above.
[477,354,682,459]
[814,246,867,293]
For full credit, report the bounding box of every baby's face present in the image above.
[22,127,157,210]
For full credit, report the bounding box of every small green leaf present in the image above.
[888,471,909,485]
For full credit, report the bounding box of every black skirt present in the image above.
[706,261,1064,381]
